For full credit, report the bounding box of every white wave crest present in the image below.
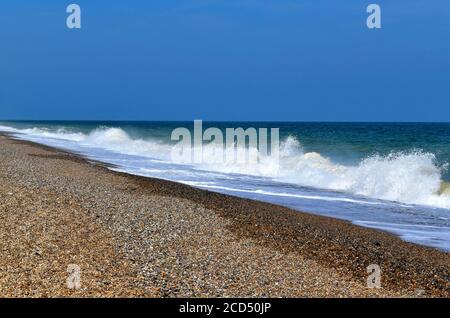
[277,149,448,207]
[2,124,450,209]
[194,135,450,209]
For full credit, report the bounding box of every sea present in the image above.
[1,121,449,252]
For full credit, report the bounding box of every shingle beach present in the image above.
[0,134,448,297]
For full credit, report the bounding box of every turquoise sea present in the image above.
[1,121,450,251]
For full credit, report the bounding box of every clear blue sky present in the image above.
[1,0,449,121]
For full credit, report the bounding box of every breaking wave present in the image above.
[2,124,450,209]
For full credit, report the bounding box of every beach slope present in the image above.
[0,134,448,297]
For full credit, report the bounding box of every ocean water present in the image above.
[1,121,450,252]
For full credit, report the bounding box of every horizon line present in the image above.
[2,119,450,124]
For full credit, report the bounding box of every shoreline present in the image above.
[0,133,448,297]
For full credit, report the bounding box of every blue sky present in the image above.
[0,0,449,121]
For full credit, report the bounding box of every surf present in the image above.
[2,123,450,210]
[1,121,450,251]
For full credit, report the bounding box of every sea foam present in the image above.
[2,124,450,210]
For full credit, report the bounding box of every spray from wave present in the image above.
[2,124,450,209]
[277,145,449,208]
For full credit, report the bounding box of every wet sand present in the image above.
[0,134,448,297]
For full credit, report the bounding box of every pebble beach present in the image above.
[0,133,448,297]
